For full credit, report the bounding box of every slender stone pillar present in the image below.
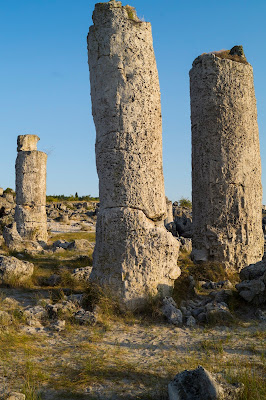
[87,1,180,308]
[15,135,48,242]
[190,47,264,270]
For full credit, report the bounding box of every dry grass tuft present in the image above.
[125,5,138,21]
[214,50,248,64]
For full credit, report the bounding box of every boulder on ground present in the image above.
[161,297,183,326]
[46,300,78,320]
[239,260,266,281]
[74,309,97,325]
[168,365,243,400]
[0,256,34,285]
[52,240,70,250]
[205,302,234,324]
[68,239,92,251]
[72,266,92,282]
[236,260,266,305]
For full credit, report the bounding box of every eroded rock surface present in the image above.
[190,49,263,270]
[15,135,47,242]
[0,256,34,285]
[87,1,179,308]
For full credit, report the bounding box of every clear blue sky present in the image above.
[1,0,266,202]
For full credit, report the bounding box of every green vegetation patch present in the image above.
[46,194,99,202]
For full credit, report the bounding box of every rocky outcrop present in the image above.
[87,1,179,308]
[190,48,263,270]
[15,135,47,242]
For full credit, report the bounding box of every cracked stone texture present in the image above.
[87,1,179,308]
[91,208,180,308]
[15,135,48,242]
[190,52,263,270]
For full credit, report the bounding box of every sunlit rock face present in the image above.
[15,135,47,242]
[87,1,180,308]
[190,50,263,271]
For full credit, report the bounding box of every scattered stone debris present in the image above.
[201,280,233,290]
[162,290,234,326]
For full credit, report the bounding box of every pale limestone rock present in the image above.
[91,208,180,307]
[88,2,180,308]
[17,134,39,151]
[6,393,26,400]
[190,51,263,271]
[15,135,47,242]
[165,197,173,225]
[88,1,166,220]
[0,256,34,285]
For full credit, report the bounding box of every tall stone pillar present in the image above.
[15,135,48,242]
[190,47,264,270]
[87,1,180,308]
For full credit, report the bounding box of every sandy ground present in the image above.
[0,286,265,400]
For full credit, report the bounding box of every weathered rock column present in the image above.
[190,47,264,270]
[87,1,180,308]
[15,135,48,242]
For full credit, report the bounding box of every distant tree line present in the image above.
[46,193,99,202]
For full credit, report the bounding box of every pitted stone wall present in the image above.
[190,52,263,270]
[88,1,180,308]
[15,135,47,242]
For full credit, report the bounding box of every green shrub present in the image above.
[3,188,15,195]
[178,197,192,208]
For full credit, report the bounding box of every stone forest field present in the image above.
[0,196,265,399]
